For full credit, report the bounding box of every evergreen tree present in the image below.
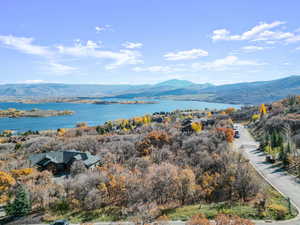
[5,185,31,217]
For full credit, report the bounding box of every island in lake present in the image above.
[0,108,74,118]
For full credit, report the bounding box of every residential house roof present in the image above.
[29,150,100,168]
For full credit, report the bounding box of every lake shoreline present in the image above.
[0,108,74,118]
[0,97,157,105]
[0,99,240,133]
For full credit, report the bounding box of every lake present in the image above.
[0,100,240,132]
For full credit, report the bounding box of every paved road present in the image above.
[234,125,300,225]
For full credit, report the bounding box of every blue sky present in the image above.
[1,0,300,85]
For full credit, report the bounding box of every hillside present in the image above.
[1,76,300,104]
[117,75,300,104]
[0,79,203,98]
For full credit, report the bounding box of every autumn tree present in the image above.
[191,122,202,133]
[187,213,211,225]
[215,214,254,225]
[259,104,267,116]
[0,171,16,192]
[225,107,235,114]
[136,130,170,156]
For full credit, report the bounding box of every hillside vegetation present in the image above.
[0,109,294,224]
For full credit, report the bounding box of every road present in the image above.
[234,125,300,225]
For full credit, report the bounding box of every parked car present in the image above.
[52,220,69,225]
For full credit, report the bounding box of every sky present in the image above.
[0,0,300,85]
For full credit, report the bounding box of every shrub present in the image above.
[50,198,70,215]
[268,203,288,220]
[11,168,35,178]
[215,214,254,225]
[187,213,211,225]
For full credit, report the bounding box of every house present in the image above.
[29,150,101,174]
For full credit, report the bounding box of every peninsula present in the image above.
[0,108,74,118]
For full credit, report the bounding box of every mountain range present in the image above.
[1,76,300,104]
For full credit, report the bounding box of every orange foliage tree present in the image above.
[225,107,235,114]
[215,214,254,225]
[200,172,220,202]
[136,130,170,156]
[187,213,211,225]
[217,128,234,143]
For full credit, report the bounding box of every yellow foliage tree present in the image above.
[0,171,16,191]
[191,122,202,133]
[252,114,260,121]
[143,115,151,124]
[207,111,212,117]
[11,168,35,178]
[57,128,66,136]
[259,104,267,116]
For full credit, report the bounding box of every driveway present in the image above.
[234,125,300,225]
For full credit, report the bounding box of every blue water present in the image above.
[0,100,240,132]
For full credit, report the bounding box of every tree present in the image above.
[225,107,235,114]
[259,104,267,116]
[252,114,260,121]
[5,185,31,217]
[191,122,202,133]
[0,171,15,191]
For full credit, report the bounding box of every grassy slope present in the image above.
[43,185,297,223]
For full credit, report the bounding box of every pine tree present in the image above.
[5,185,31,217]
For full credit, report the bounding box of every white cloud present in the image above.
[95,25,111,33]
[44,62,78,75]
[122,41,143,49]
[0,35,51,56]
[105,50,143,70]
[191,56,263,71]
[241,45,265,52]
[211,21,300,44]
[133,56,262,74]
[21,80,47,84]
[296,46,300,50]
[57,40,142,70]
[164,48,208,61]
[133,66,178,73]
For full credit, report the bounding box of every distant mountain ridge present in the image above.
[113,76,300,104]
[0,79,205,98]
[1,76,300,104]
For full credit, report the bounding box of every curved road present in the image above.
[234,125,300,225]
